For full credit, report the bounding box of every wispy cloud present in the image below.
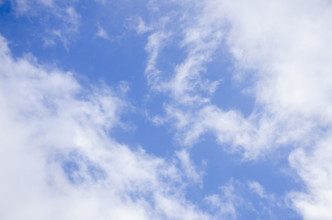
[10,0,54,13]
[141,0,332,218]
[205,179,295,219]
[95,24,109,40]
[9,0,81,49]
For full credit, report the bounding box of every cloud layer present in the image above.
[2,0,332,219]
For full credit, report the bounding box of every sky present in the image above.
[0,0,332,219]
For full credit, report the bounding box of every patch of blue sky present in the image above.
[230,182,302,220]
[62,159,84,184]
[61,151,107,184]
[109,110,176,158]
[206,49,256,117]
[190,134,302,194]
[187,134,303,218]
[0,1,146,78]
[0,0,154,111]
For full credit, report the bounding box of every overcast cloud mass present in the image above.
[1,0,332,219]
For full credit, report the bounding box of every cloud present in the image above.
[204,183,237,219]
[0,35,214,220]
[126,16,152,35]
[95,24,110,40]
[216,1,332,218]
[143,0,322,157]
[10,0,54,13]
[9,0,81,48]
[44,6,81,48]
[144,1,224,106]
[4,0,332,218]
[289,137,332,219]
[141,0,332,218]
[204,179,291,219]
[144,30,169,87]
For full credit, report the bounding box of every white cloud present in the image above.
[145,30,169,87]
[176,150,201,183]
[144,0,322,157]
[11,0,54,13]
[204,183,238,219]
[248,181,273,200]
[46,6,80,48]
[95,24,109,40]
[216,1,332,218]
[10,0,81,48]
[0,35,214,220]
[6,0,332,218]
[132,17,152,35]
[142,0,332,218]
[289,136,332,219]
[144,1,224,106]
[205,179,291,219]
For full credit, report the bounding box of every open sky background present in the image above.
[1,0,332,219]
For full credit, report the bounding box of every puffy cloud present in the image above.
[0,35,212,220]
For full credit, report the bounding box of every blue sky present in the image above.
[1,0,332,219]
